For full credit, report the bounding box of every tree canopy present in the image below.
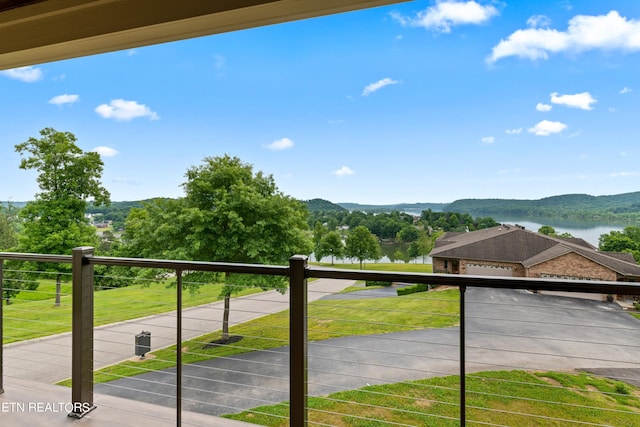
[315,231,345,265]
[13,128,110,304]
[122,155,313,339]
[0,203,19,250]
[599,226,640,262]
[345,225,382,269]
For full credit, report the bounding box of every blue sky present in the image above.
[2,0,640,204]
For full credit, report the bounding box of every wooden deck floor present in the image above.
[0,377,254,426]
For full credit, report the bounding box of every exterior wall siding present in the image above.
[528,252,617,281]
[461,260,525,277]
[438,253,617,281]
[433,258,525,276]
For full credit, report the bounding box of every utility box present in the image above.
[135,331,151,357]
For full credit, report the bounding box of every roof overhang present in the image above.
[0,0,407,70]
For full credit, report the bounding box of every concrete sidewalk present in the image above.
[2,278,355,384]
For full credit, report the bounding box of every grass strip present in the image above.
[3,280,261,344]
[225,370,640,426]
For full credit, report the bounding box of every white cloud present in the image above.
[333,166,355,177]
[528,120,567,136]
[611,171,638,177]
[265,138,294,151]
[505,128,523,135]
[392,1,499,33]
[93,146,119,157]
[488,10,640,63]
[362,78,400,96]
[95,99,159,121]
[127,49,137,56]
[620,86,632,94]
[536,102,552,112]
[1,66,43,82]
[609,107,616,113]
[527,15,552,28]
[48,94,79,106]
[550,91,596,110]
[481,136,495,144]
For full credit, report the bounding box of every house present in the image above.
[429,224,640,301]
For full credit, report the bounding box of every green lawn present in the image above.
[80,288,459,385]
[3,279,261,344]
[312,262,433,273]
[10,279,74,303]
[225,370,640,426]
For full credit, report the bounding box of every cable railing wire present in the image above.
[3,252,640,426]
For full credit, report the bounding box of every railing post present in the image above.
[176,269,183,426]
[69,247,96,418]
[289,255,308,426]
[459,285,466,426]
[0,259,4,394]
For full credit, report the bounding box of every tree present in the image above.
[313,221,327,257]
[538,225,574,238]
[396,225,419,243]
[345,225,382,269]
[15,128,110,305]
[315,231,345,265]
[408,230,439,264]
[599,226,640,262]
[122,155,312,341]
[538,225,557,236]
[0,202,19,250]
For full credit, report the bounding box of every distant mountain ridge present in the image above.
[446,192,640,218]
[337,202,447,214]
[324,191,640,222]
[6,191,640,221]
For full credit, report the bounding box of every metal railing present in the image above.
[2,247,640,425]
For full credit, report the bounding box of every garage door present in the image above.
[466,264,513,277]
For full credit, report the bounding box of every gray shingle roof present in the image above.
[429,225,640,279]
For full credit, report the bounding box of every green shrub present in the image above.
[365,280,392,287]
[616,383,631,395]
[397,284,429,296]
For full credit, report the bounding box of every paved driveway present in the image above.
[2,278,355,384]
[94,287,640,417]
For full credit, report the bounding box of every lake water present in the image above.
[496,218,623,247]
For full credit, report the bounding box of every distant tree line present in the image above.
[445,193,640,223]
[308,208,500,266]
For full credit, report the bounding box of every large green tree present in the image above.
[599,226,640,262]
[345,225,382,269]
[0,203,22,304]
[315,231,345,265]
[15,128,110,305]
[123,155,312,340]
[408,230,439,264]
[0,202,19,250]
